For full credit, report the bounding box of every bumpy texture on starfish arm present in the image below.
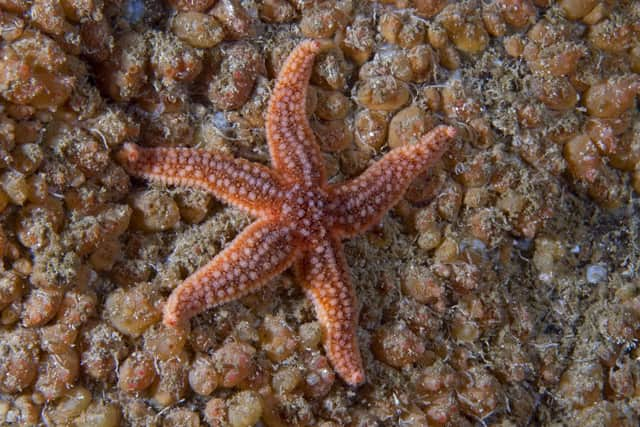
[328,126,456,239]
[117,143,286,217]
[163,219,298,327]
[266,40,325,186]
[295,237,364,385]
[117,39,457,387]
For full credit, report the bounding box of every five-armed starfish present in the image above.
[117,40,456,386]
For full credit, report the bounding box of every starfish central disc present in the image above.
[280,182,330,243]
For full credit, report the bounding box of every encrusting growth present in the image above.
[117,39,456,386]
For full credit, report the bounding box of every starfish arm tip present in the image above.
[115,142,140,168]
[163,314,187,330]
[162,294,186,328]
[444,125,457,138]
[304,39,322,52]
[345,370,366,387]
[329,344,366,386]
[420,125,457,152]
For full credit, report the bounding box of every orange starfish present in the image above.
[117,40,456,386]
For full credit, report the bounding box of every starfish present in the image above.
[116,40,456,386]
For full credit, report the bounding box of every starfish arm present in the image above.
[266,39,325,187]
[116,143,286,217]
[294,237,365,386]
[163,218,299,327]
[328,126,456,238]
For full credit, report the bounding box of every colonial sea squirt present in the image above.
[117,40,456,386]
